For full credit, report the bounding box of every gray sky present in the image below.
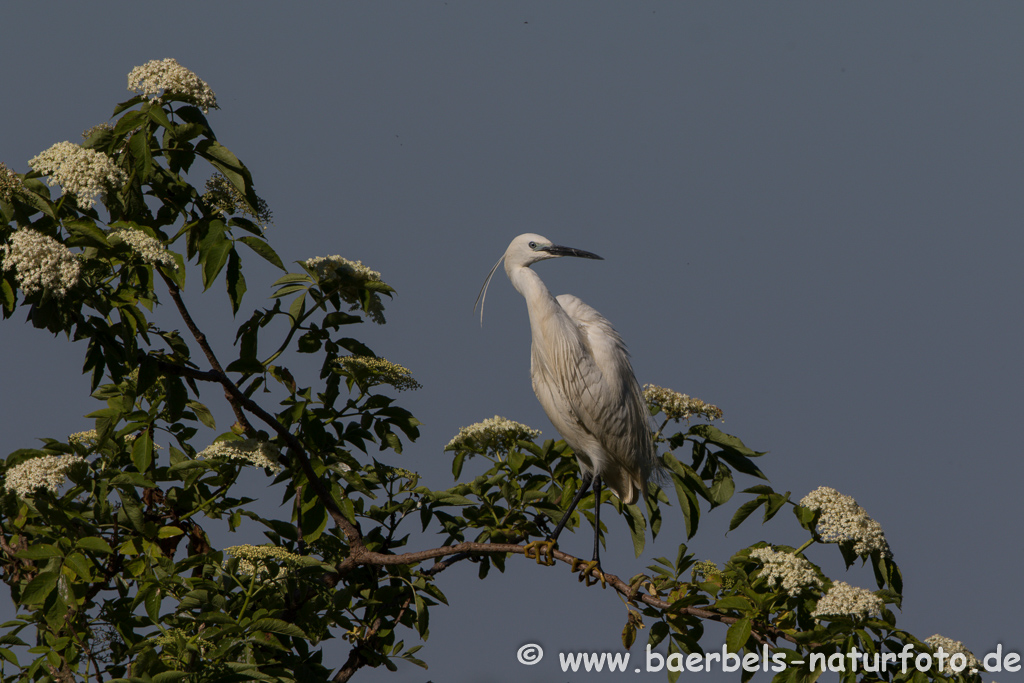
[2,3,1022,681]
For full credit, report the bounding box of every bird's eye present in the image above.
[528,241,537,249]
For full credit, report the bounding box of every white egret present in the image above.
[476,233,658,585]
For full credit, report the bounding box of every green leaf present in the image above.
[248,618,307,639]
[714,596,752,611]
[145,103,173,130]
[725,617,752,653]
[157,526,184,539]
[432,492,475,506]
[0,647,19,667]
[625,503,646,557]
[75,537,112,554]
[709,470,735,506]
[187,400,217,429]
[201,234,232,291]
[131,430,153,472]
[225,357,266,374]
[63,552,93,582]
[729,499,762,532]
[152,673,189,683]
[238,236,285,270]
[20,571,59,606]
[414,593,428,638]
[15,544,62,561]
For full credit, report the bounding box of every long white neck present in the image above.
[506,262,572,344]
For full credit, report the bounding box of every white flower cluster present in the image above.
[748,546,823,598]
[304,255,381,283]
[642,384,723,422]
[127,58,218,113]
[445,416,541,458]
[111,228,178,269]
[691,560,735,589]
[202,173,272,226]
[0,229,81,297]
[800,486,892,558]
[303,255,387,324]
[811,581,883,620]
[224,544,302,576]
[0,162,22,202]
[29,141,127,209]
[197,439,282,474]
[69,429,99,446]
[2,455,85,498]
[924,635,980,674]
[335,355,422,392]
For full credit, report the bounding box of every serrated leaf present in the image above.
[202,236,232,291]
[187,400,216,429]
[131,430,153,472]
[249,618,307,638]
[715,596,752,611]
[238,236,284,270]
[75,537,112,554]
[157,526,184,539]
[15,544,62,561]
[20,571,59,605]
[725,617,752,652]
[432,492,475,506]
[729,499,762,532]
[625,503,646,557]
[152,672,189,683]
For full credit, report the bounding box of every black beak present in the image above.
[543,244,604,260]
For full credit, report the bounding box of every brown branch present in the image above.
[151,357,364,547]
[333,541,798,648]
[151,278,366,549]
[159,271,255,436]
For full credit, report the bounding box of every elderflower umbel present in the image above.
[811,581,883,620]
[69,429,99,447]
[29,141,127,209]
[2,455,85,498]
[445,416,541,458]
[800,486,892,559]
[749,546,823,598]
[203,173,272,226]
[0,162,22,202]
[224,544,302,576]
[303,255,387,324]
[924,635,981,675]
[1,229,81,297]
[643,384,723,422]
[111,228,178,269]
[197,439,282,474]
[127,58,218,113]
[692,560,735,589]
[335,356,422,392]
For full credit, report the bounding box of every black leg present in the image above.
[591,475,602,567]
[548,472,593,543]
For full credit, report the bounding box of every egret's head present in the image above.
[502,233,603,269]
[474,233,602,325]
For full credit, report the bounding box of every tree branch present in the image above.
[335,540,798,647]
[154,277,366,549]
[159,271,256,436]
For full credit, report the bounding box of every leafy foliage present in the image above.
[0,63,982,683]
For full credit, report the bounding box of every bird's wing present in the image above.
[539,295,654,502]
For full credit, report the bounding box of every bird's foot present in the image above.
[523,539,557,566]
[571,558,607,588]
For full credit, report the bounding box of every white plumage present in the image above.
[477,233,658,572]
